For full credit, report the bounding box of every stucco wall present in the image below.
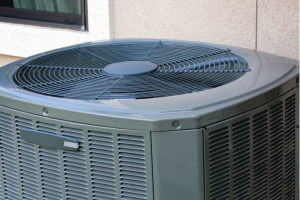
[112,0,299,60]
[1,0,297,60]
[257,0,299,60]
[0,54,22,67]
[0,0,110,58]
[112,0,256,49]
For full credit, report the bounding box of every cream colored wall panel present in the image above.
[0,24,89,57]
[0,0,110,58]
[257,0,299,60]
[0,54,23,67]
[112,0,256,49]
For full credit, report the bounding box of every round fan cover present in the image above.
[13,40,250,100]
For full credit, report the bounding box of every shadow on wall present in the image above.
[0,54,23,67]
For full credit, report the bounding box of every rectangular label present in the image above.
[64,141,78,149]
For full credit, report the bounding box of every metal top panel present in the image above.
[0,39,298,131]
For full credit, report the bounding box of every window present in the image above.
[0,0,87,30]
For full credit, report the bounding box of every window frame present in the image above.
[0,0,88,31]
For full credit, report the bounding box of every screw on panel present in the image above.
[173,121,180,130]
[296,125,299,128]
[43,108,48,116]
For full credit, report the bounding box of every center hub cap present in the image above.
[103,61,157,76]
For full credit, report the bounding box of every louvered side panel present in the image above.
[61,127,88,199]
[37,122,57,134]
[252,110,268,199]
[284,94,296,199]
[37,122,62,200]
[118,135,147,200]
[205,92,298,200]
[232,119,250,199]
[208,127,230,200]
[15,117,39,199]
[89,131,116,199]
[269,103,284,199]
[0,179,2,200]
[0,180,2,200]
[0,112,19,199]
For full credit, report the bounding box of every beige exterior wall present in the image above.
[1,0,297,60]
[111,0,256,49]
[0,54,23,67]
[257,0,299,60]
[112,0,299,60]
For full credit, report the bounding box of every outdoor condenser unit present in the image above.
[0,39,298,200]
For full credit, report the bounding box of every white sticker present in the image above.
[64,141,78,149]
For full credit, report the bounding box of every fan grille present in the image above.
[13,40,250,100]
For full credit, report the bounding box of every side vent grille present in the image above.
[37,122,62,199]
[284,94,296,199]
[15,117,39,199]
[232,119,250,199]
[269,102,284,199]
[37,122,57,134]
[252,110,268,199]
[0,112,18,199]
[206,93,297,200]
[0,110,153,199]
[88,131,116,199]
[208,127,230,200]
[118,135,147,200]
[61,127,88,199]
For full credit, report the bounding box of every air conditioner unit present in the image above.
[0,39,298,200]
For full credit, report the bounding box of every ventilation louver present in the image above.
[205,92,298,200]
[13,41,249,100]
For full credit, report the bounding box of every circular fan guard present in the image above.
[13,40,250,100]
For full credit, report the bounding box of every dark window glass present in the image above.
[0,0,14,7]
[0,0,86,30]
